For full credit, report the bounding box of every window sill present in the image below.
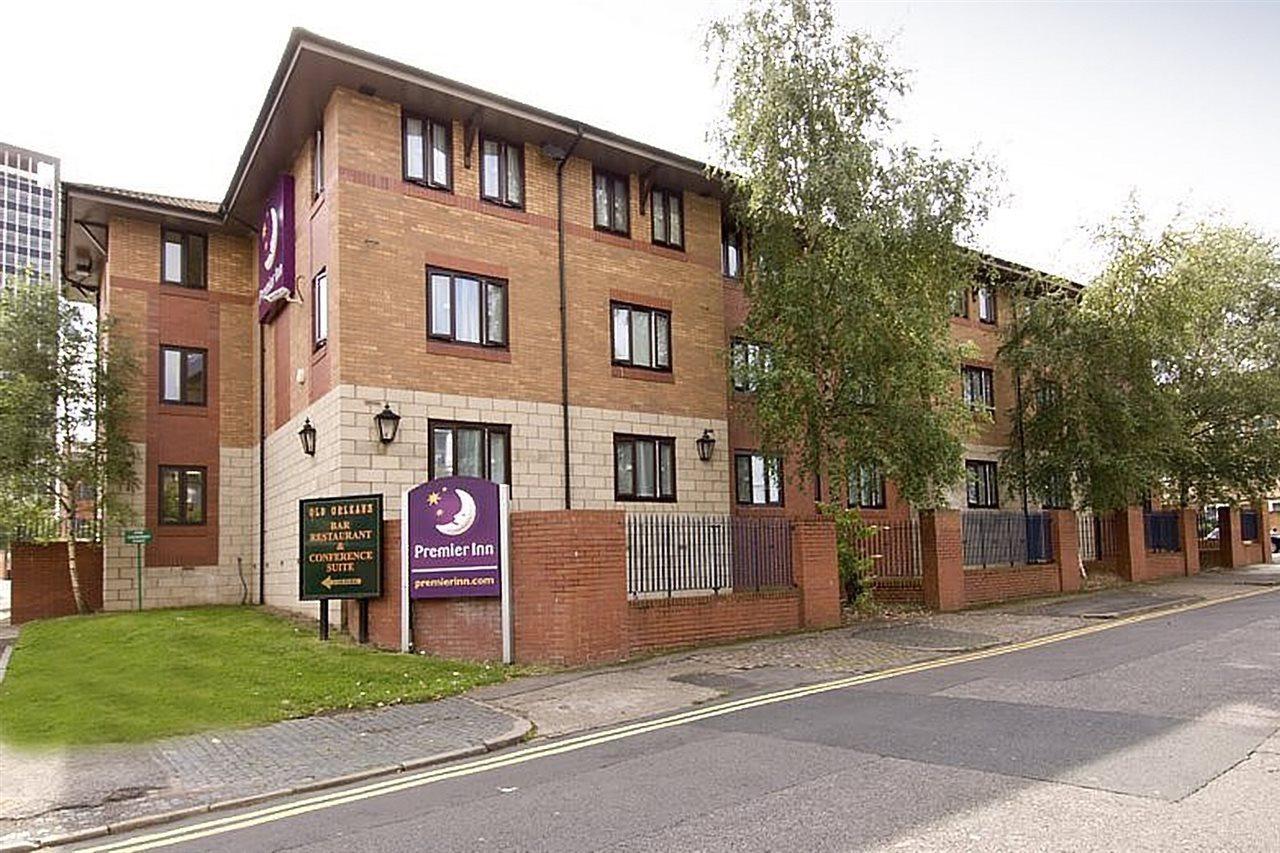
[426,339,512,363]
[158,402,209,415]
[612,365,674,384]
[311,343,329,365]
[159,283,210,299]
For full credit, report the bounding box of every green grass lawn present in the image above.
[0,606,510,749]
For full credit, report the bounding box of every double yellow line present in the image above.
[83,585,1277,852]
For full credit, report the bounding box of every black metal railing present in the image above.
[1241,509,1260,543]
[855,516,922,578]
[962,511,1054,568]
[0,516,100,546]
[1197,506,1221,550]
[1144,510,1182,553]
[626,514,793,597]
[1078,511,1118,564]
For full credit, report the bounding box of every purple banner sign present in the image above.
[257,174,295,324]
[406,477,503,598]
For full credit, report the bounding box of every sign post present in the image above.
[123,528,152,611]
[299,495,383,642]
[401,477,511,663]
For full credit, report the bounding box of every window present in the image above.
[950,287,968,318]
[650,188,683,248]
[730,339,770,392]
[961,365,995,414]
[312,127,325,198]
[614,435,676,501]
[159,466,206,525]
[976,286,997,324]
[722,219,742,279]
[965,460,999,509]
[160,345,207,405]
[312,269,328,349]
[611,302,671,370]
[429,421,510,485]
[593,168,629,234]
[735,452,783,506]
[76,481,96,502]
[403,114,451,189]
[1040,471,1071,509]
[161,230,206,288]
[427,268,508,347]
[849,465,886,509]
[480,137,523,207]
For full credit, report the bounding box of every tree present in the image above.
[708,0,992,507]
[1001,210,1280,510]
[0,276,137,613]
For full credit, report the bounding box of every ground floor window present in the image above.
[849,464,886,509]
[429,421,510,485]
[965,460,999,509]
[735,451,783,506]
[159,466,206,525]
[614,434,676,502]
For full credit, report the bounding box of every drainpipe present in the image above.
[544,129,583,510]
[258,322,266,604]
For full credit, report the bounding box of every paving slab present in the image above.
[854,624,1002,652]
[1196,566,1280,586]
[1030,589,1199,619]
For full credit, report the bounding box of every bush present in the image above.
[819,503,875,604]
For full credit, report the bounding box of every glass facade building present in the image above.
[1,142,59,283]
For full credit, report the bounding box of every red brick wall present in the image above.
[626,591,800,654]
[11,543,104,624]
[872,577,925,605]
[791,519,841,628]
[1143,552,1187,580]
[963,564,1060,607]
[922,510,965,611]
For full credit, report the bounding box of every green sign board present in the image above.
[299,494,383,600]
[123,528,153,545]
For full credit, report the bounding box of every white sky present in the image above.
[4,0,1277,281]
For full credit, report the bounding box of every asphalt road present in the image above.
[82,589,1280,852]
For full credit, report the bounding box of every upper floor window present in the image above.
[730,338,770,392]
[162,230,206,289]
[481,137,523,208]
[650,188,683,249]
[976,286,997,324]
[614,434,676,502]
[965,460,999,509]
[159,465,206,525]
[961,365,995,414]
[593,169,629,235]
[404,114,451,189]
[428,268,508,348]
[950,287,968,318]
[722,220,742,278]
[849,465,886,509]
[735,452,783,506]
[312,268,329,350]
[312,127,325,198]
[611,302,670,371]
[160,345,206,405]
[429,420,510,485]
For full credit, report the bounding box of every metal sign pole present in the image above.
[500,484,512,665]
[136,543,143,611]
[319,598,329,641]
[400,487,411,653]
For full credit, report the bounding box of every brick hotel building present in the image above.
[61,30,1038,617]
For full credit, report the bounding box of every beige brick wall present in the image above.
[103,445,257,610]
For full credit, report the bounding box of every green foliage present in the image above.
[0,275,137,536]
[708,0,992,506]
[818,502,874,602]
[1002,208,1280,509]
[0,607,511,747]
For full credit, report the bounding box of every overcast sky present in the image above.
[4,1,1276,280]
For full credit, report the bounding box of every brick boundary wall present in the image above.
[627,590,801,655]
[10,543,104,624]
[963,564,1060,607]
[871,577,924,606]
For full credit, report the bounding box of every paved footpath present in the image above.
[0,564,1275,849]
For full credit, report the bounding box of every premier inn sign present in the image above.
[258,173,295,324]
[299,494,383,600]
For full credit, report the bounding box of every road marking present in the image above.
[83,585,1278,852]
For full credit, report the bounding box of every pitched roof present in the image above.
[63,182,221,217]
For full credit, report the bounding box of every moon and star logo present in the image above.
[261,205,280,272]
[427,486,478,537]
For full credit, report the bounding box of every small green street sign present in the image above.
[123,528,153,545]
[299,495,383,601]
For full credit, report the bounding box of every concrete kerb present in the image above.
[23,716,534,850]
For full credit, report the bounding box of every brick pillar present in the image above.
[1049,509,1081,593]
[1259,501,1275,564]
[790,519,840,629]
[921,509,965,611]
[1180,507,1200,576]
[1113,506,1147,582]
[1219,506,1248,569]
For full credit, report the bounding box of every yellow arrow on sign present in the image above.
[320,576,363,589]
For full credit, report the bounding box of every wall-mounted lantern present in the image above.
[298,418,317,456]
[696,428,716,463]
[374,403,401,445]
